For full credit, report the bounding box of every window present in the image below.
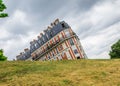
[35,43,39,48]
[50,40,53,45]
[42,37,45,42]
[32,45,35,50]
[79,46,82,51]
[38,40,41,45]
[54,57,56,59]
[62,23,65,28]
[56,48,59,54]
[69,39,74,45]
[74,49,78,54]
[50,31,53,37]
[59,34,62,40]
[52,52,54,56]
[64,29,70,37]
[57,36,60,42]
[54,49,56,55]
[59,45,63,51]
[48,56,50,59]
[46,34,49,40]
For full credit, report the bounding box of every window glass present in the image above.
[65,29,70,37]
[74,49,78,54]
[43,37,45,42]
[59,45,63,51]
[35,43,37,48]
[56,48,59,54]
[38,40,41,44]
[69,39,74,45]
[52,52,54,56]
[46,34,49,39]
[62,23,66,28]
[48,56,50,59]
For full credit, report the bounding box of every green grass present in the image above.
[0,59,120,86]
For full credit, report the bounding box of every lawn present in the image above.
[0,59,120,86]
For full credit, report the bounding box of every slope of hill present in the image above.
[0,59,120,86]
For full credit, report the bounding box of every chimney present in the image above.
[16,55,20,58]
[51,23,54,27]
[43,29,47,34]
[24,48,29,52]
[54,18,59,24]
[33,39,36,42]
[40,33,43,37]
[47,26,51,30]
[37,36,40,39]
[20,52,24,55]
[30,41,33,44]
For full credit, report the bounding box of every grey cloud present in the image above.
[98,17,120,30]
[79,19,120,39]
[4,0,102,25]
[76,22,93,39]
[16,0,68,23]
[77,16,120,39]
[1,0,120,60]
[4,0,21,14]
[7,24,31,35]
[76,0,99,12]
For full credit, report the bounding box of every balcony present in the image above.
[33,34,77,61]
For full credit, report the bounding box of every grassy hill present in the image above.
[0,59,120,86]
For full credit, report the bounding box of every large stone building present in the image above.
[16,19,87,61]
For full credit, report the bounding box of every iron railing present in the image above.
[33,34,77,60]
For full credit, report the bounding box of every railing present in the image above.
[33,34,77,60]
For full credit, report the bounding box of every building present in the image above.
[16,19,87,61]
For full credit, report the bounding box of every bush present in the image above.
[109,39,120,59]
[0,49,7,61]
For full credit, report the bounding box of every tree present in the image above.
[109,39,120,59]
[0,0,8,18]
[0,0,8,61]
[0,49,7,61]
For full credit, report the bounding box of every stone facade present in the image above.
[16,19,87,61]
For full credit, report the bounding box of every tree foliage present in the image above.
[0,49,7,61]
[0,0,8,18]
[109,39,120,59]
[0,0,8,60]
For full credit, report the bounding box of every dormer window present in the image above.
[54,19,59,25]
[38,40,41,44]
[42,37,45,42]
[46,34,49,39]
[50,31,53,37]
[64,29,70,37]
[62,23,65,28]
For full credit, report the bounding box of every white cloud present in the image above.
[8,10,29,25]
[0,29,12,39]
[62,0,120,59]
[0,10,38,60]
[89,0,120,28]
[0,0,120,60]
[81,22,120,59]
[0,33,38,60]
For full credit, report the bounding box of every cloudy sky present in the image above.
[0,0,120,60]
